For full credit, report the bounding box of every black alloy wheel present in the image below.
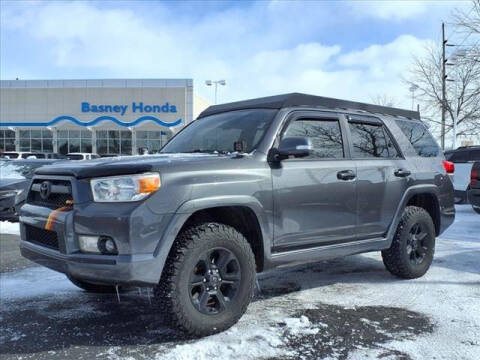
[406,223,429,265]
[189,247,241,315]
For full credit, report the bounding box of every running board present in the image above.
[270,237,390,267]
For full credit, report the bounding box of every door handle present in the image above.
[394,169,411,177]
[337,170,356,181]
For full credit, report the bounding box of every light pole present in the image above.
[205,80,226,104]
[409,84,419,111]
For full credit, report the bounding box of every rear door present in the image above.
[272,112,358,250]
[347,116,409,240]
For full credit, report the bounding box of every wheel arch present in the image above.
[387,185,442,243]
[152,196,272,283]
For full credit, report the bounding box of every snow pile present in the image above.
[281,315,320,336]
[160,315,322,360]
[0,221,20,235]
[0,267,77,301]
[160,325,286,360]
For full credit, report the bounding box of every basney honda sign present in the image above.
[81,102,179,116]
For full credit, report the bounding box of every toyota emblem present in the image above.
[39,181,51,200]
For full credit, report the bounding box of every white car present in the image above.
[66,153,100,160]
[0,152,46,159]
[445,146,480,203]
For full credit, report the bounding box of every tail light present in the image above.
[472,168,478,186]
[443,160,455,174]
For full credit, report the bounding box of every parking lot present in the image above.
[0,205,479,360]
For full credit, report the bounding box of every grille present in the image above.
[24,224,59,250]
[27,179,73,209]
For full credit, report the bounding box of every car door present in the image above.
[271,112,357,251]
[347,116,409,240]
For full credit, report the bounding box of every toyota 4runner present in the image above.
[19,93,455,336]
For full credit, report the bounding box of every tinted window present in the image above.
[283,119,344,159]
[469,150,480,161]
[450,150,469,163]
[349,122,399,158]
[395,120,440,157]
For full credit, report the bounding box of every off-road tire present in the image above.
[154,222,256,337]
[382,206,436,279]
[472,205,480,215]
[67,276,118,293]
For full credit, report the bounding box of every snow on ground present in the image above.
[0,221,19,236]
[0,205,479,360]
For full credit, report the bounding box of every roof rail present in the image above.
[198,92,420,120]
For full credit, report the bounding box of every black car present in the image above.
[0,159,65,221]
[468,161,480,214]
[19,93,454,336]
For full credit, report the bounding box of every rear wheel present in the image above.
[382,206,436,279]
[154,222,256,337]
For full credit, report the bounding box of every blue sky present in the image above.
[0,0,472,108]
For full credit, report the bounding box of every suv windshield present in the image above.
[161,109,277,154]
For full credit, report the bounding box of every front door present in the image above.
[272,113,357,251]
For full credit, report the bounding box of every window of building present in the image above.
[57,130,92,154]
[283,119,344,159]
[96,130,132,155]
[18,129,53,153]
[348,122,400,158]
[136,131,169,154]
[395,120,440,157]
[0,130,16,152]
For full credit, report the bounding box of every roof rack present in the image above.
[198,92,420,120]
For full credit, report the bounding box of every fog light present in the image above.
[98,236,118,255]
[78,235,100,253]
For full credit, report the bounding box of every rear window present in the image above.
[449,150,469,163]
[469,149,480,161]
[395,120,440,157]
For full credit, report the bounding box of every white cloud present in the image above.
[349,0,429,20]
[0,1,440,108]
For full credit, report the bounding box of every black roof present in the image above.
[198,93,420,120]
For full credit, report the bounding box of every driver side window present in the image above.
[283,118,344,159]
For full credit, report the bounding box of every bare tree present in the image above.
[454,0,480,34]
[405,43,480,142]
[370,94,396,107]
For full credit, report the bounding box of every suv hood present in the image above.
[34,153,220,179]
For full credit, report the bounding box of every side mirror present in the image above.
[269,137,313,162]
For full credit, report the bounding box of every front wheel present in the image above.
[154,222,256,337]
[472,205,480,215]
[382,206,436,279]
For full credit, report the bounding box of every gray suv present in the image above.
[19,93,455,336]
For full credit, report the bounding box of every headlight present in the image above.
[90,172,160,202]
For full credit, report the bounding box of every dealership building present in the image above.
[0,79,209,155]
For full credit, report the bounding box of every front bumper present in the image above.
[19,201,173,286]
